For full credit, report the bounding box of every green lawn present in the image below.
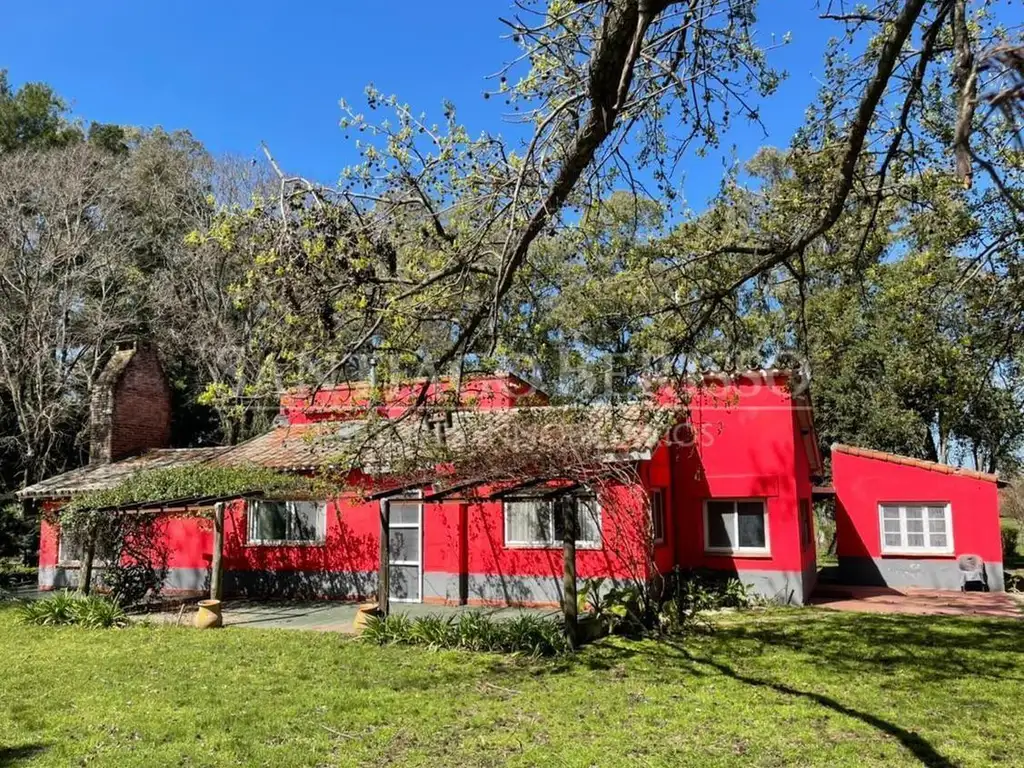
[1,605,1022,767]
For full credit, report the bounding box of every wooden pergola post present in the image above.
[378,498,391,616]
[80,534,96,596]
[561,498,579,648]
[210,502,225,601]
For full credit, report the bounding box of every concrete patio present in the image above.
[810,584,1022,619]
[142,599,558,632]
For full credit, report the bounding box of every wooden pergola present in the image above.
[366,472,599,634]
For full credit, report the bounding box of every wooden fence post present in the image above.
[378,498,391,616]
[210,502,224,601]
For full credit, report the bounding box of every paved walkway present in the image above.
[144,600,557,633]
[810,585,1022,619]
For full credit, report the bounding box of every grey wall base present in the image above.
[40,566,210,594]
[838,556,1005,592]
[734,570,812,606]
[40,565,819,606]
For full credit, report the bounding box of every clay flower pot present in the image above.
[194,599,223,629]
[352,602,381,634]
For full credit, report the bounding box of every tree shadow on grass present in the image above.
[0,744,48,767]
[547,634,957,768]
[657,640,955,768]
[702,610,1024,684]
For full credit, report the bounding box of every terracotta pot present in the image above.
[352,602,380,634]
[194,599,223,629]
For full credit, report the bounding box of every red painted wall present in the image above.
[214,482,651,583]
[657,374,812,578]
[281,374,547,424]
[833,451,1002,562]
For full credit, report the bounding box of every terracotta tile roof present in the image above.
[209,421,365,471]
[19,404,680,499]
[831,444,999,483]
[212,403,678,474]
[17,447,230,498]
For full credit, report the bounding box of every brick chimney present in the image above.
[89,342,172,464]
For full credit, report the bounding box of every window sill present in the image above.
[504,543,602,551]
[245,540,326,548]
[56,562,109,569]
[880,551,956,559]
[704,549,773,559]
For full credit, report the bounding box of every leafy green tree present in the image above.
[0,70,82,152]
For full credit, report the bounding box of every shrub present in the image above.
[0,559,36,590]
[0,504,38,565]
[1001,523,1020,562]
[362,611,568,656]
[17,591,128,628]
[659,568,754,634]
[579,578,652,636]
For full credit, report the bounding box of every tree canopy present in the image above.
[0,0,1023,505]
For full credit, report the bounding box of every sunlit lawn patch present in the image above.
[1,605,1021,766]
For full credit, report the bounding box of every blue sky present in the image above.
[2,1,834,208]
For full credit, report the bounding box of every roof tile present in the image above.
[831,443,999,483]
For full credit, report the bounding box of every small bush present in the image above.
[17,591,128,628]
[0,559,36,590]
[363,611,568,656]
[659,568,754,634]
[1001,523,1020,562]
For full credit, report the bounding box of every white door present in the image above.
[388,501,422,602]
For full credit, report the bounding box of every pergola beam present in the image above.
[423,477,490,501]
[88,491,265,515]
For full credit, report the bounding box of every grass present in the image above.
[1,605,1022,767]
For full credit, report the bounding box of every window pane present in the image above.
[251,501,288,541]
[389,528,420,562]
[737,502,766,548]
[576,498,601,545]
[905,507,923,521]
[883,519,902,533]
[391,503,420,526]
[927,506,946,520]
[290,502,321,541]
[907,533,926,547]
[882,506,900,520]
[552,497,569,542]
[928,517,947,534]
[706,502,735,549]
[930,533,948,549]
[652,491,665,542]
[506,501,552,544]
[388,565,420,600]
[884,533,902,547]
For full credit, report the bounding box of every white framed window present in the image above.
[57,530,113,566]
[651,489,666,544]
[879,503,953,555]
[247,500,327,545]
[703,499,770,555]
[504,495,602,549]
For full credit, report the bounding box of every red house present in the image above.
[832,445,1005,591]
[18,347,1006,605]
